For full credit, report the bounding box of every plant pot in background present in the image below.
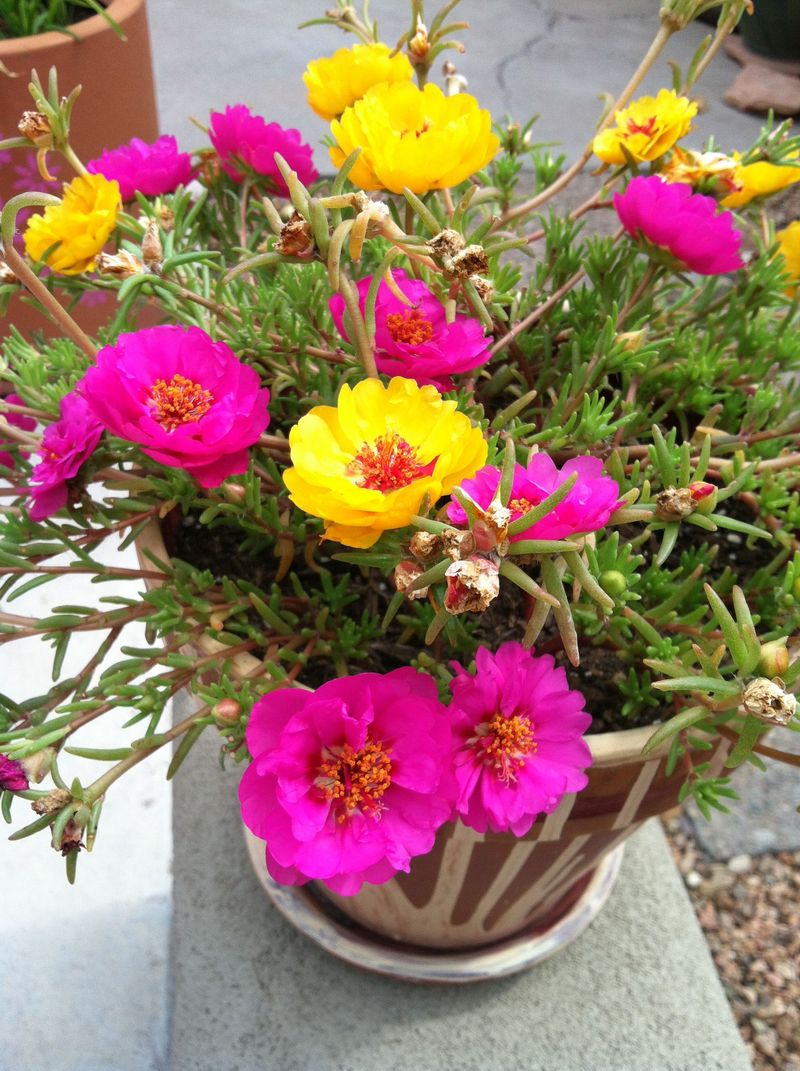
[1,0,159,340]
[739,0,800,63]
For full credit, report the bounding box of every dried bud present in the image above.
[31,787,72,816]
[441,526,477,561]
[429,228,465,259]
[197,151,222,184]
[95,250,145,278]
[470,274,494,303]
[213,698,242,724]
[276,211,314,257]
[688,481,718,514]
[660,0,752,31]
[408,17,430,59]
[141,220,163,272]
[742,677,797,726]
[599,570,627,597]
[57,819,84,856]
[758,640,790,679]
[450,244,489,278]
[442,60,469,96]
[393,560,429,600]
[655,487,694,521]
[444,556,500,614]
[409,530,441,563]
[157,205,176,232]
[21,747,54,784]
[18,110,52,147]
[0,259,18,286]
[325,5,357,22]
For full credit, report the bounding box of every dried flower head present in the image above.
[742,678,797,726]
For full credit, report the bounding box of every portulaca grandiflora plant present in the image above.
[0,0,798,890]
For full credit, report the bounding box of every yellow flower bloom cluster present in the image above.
[303,43,414,122]
[593,89,697,165]
[24,173,120,276]
[721,156,800,209]
[284,377,487,548]
[329,81,499,194]
[776,221,800,296]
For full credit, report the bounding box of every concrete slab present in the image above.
[168,694,750,1071]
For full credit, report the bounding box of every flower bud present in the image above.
[689,481,718,514]
[141,220,163,272]
[599,570,627,597]
[393,560,429,600]
[222,482,246,505]
[275,211,314,257]
[18,110,52,147]
[655,487,694,521]
[758,640,790,679]
[409,530,441,563]
[408,17,430,60]
[95,250,145,278]
[660,0,751,31]
[742,677,797,726]
[213,698,242,724]
[444,556,500,614]
[616,329,647,352]
[157,204,176,232]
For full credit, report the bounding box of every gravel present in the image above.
[663,816,800,1071]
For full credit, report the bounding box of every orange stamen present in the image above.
[349,433,432,492]
[385,309,435,347]
[474,712,536,783]
[316,740,393,822]
[149,373,213,432]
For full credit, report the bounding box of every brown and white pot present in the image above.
[136,520,730,958]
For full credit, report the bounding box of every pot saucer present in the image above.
[243,828,625,984]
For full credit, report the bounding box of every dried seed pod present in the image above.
[141,220,163,272]
[742,677,797,726]
[444,556,500,614]
[654,487,694,521]
[95,250,145,278]
[409,530,441,563]
[31,788,72,816]
[429,228,465,259]
[276,211,314,257]
[441,527,476,561]
[393,560,429,600]
[450,244,489,278]
[18,110,51,147]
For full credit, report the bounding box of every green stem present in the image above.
[339,273,378,378]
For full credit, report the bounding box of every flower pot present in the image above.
[739,0,800,64]
[1,0,159,339]
[135,518,731,969]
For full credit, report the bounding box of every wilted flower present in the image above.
[28,391,104,521]
[721,156,800,209]
[776,221,800,295]
[444,556,500,614]
[661,147,741,196]
[78,325,270,488]
[18,111,51,147]
[239,669,455,894]
[329,268,491,389]
[284,376,487,548]
[742,678,797,726]
[208,105,318,195]
[303,42,414,121]
[448,455,621,541]
[87,135,194,201]
[448,643,592,835]
[0,754,29,792]
[23,173,120,275]
[329,81,499,194]
[0,394,36,471]
[614,176,744,275]
[593,89,696,165]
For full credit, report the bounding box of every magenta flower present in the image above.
[0,394,36,471]
[0,754,28,793]
[208,105,318,195]
[449,643,593,836]
[87,135,194,202]
[448,454,621,541]
[78,325,270,488]
[614,175,743,275]
[28,392,104,521]
[329,268,491,390]
[240,669,456,895]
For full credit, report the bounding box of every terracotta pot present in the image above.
[135,518,731,952]
[1,0,159,341]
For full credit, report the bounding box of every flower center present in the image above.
[508,494,542,517]
[149,373,213,432]
[316,740,393,822]
[349,433,433,492]
[474,712,537,783]
[385,309,435,347]
[626,115,657,137]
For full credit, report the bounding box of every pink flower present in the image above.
[0,754,28,793]
[614,175,743,275]
[78,325,270,488]
[208,105,318,195]
[240,669,456,895]
[28,392,104,521]
[0,394,36,471]
[449,643,593,835]
[329,268,491,389]
[87,135,194,202]
[447,454,621,541]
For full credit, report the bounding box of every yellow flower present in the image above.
[776,221,800,296]
[24,173,120,275]
[593,89,697,165]
[329,82,499,194]
[303,43,414,122]
[721,156,800,209]
[284,376,488,548]
[661,147,741,196]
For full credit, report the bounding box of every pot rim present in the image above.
[134,516,663,766]
[0,0,143,56]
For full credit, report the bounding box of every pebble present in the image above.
[728,853,753,875]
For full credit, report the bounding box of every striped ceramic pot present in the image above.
[320,729,731,949]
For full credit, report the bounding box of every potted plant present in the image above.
[0,0,798,982]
